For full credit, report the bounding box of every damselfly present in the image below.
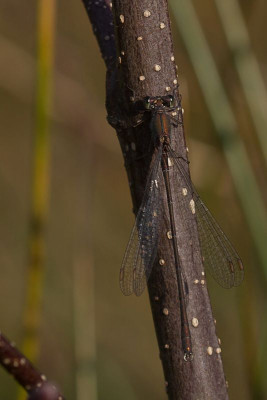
[119,95,244,361]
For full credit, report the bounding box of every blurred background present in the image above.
[0,0,266,399]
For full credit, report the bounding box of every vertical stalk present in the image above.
[214,0,267,162]
[170,0,267,280]
[73,257,97,400]
[18,1,56,399]
[72,159,97,400]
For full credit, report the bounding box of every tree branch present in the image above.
[81,0,229,398]
[0,333,65,400]
[81,0,116,70]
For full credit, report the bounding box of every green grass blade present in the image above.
[17,1,56,399]
[170,0,267,280]
[214,0,267,163]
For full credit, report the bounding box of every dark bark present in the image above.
[0,333,65,400]
[81,0,229,398]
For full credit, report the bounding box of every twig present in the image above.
[81,0,229,398]
[81,0,116,70]
[0,333,65,400]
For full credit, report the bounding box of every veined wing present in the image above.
[168,146,244,288]
[120,148,163,296]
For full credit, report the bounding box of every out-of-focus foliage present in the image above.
[0,0,266,399]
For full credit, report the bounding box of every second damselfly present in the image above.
[119,94,244,361]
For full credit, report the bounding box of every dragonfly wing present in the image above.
[120,149,163,296]
[168,146,244,288]
[194,196,244,288]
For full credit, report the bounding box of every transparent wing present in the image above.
[168,146,244,288]
[120,149,163,296]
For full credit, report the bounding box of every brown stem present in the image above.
[81,0,116,70]
[0,333,65,400]
[81,0,229,398]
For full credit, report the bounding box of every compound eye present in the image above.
[144,97,151,110]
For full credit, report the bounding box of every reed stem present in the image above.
[214,0,267,162]
[18,1,56,399]
[170,0,267,280]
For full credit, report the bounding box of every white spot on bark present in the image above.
[167,231,172,239]
[189,199,196,214]
[168,157,174,166]
[207,346,213,355]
